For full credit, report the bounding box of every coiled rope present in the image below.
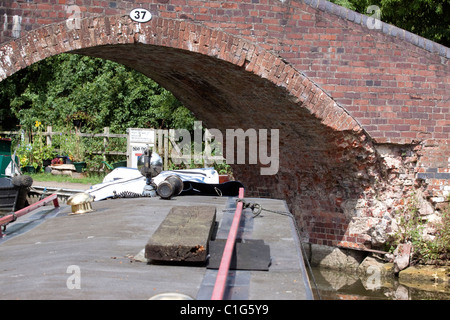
[112,191,151,199]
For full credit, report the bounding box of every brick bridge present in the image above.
[0,0,448,251]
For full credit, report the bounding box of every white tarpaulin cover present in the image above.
[87,167,219,201]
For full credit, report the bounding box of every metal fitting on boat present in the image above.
[156,175,183,200]
[67,192,94,215]
[149,292,193,300]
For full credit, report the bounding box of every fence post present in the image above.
[46,126,52,146]
[163,130,169,171]
[157,129,163,156]
[103,127,109,163]
[154,129,170,170]
[126,128,131,168]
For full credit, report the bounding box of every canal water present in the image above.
[308,266,450,300]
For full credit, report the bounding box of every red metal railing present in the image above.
[0,194,59,238]
[211,187,245,300]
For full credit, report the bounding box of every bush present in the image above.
[389,195,449,265]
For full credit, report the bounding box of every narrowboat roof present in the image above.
[0,194,313,300]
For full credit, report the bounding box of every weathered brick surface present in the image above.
[0,0,448,250]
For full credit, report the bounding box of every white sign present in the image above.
[129,8,152,23]
[127,128,155,168]
[129,128,155,144]
[130,143,150,168]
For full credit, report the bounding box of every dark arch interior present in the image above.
[72,44,341,146]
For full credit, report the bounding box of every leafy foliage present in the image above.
[329,0,450,46]
[0,53,196,132]
[15,120,55,169]
[0,53,200,172]
[388,195,450,265]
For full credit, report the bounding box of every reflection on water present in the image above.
[309,267,450,300]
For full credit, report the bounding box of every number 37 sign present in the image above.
[129,8,152,23]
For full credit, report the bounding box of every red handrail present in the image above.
[0,193,59,238]
[211,187,245,300]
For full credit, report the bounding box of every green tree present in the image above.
[330,0,450,46]
[0,53,196,133]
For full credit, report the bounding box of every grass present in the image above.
[27,172,105,185]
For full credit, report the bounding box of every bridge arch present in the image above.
[0,15,392,250]
[0,15,363,131]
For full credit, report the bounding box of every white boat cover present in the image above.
[87,167,219,201]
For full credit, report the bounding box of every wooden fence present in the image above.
[0,126,127,162]
[0,126,224,171]
[153,129,224,171]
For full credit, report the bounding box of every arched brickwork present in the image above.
[0,0,448,252]
[0,15,361,131]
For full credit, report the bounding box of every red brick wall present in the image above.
[0,0,448,250]
[0,1,447,136]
